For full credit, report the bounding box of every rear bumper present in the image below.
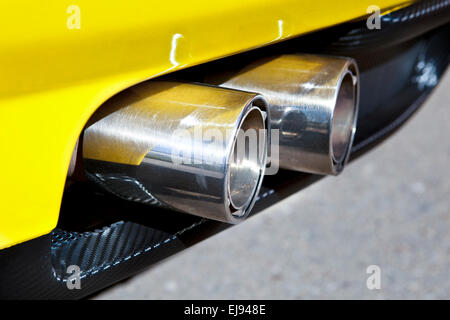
[0,0,410,250]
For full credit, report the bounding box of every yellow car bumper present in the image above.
[0,0,410,249]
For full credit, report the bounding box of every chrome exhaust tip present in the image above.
[82,81,268,223]
[206,54,359,175]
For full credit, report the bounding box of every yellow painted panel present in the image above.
[0,0,411,249]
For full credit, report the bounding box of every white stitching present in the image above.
[55,189,276,281]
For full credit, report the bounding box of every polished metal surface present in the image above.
[67,139,79,177]
[83,81,268,223]
[206,54,359,175]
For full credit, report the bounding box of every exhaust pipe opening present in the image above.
[331,71,357,166]
[228,107,266,216]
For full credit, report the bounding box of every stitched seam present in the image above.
[55,188,275,282]
[56,219,204,281]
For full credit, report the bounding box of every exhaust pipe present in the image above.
[82,81,269,223]
[205,54,359,175]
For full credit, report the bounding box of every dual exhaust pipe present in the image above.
[207,55,359,175]
[83,82,268,223]
[80,54,359,223]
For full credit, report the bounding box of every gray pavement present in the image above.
[95,70,450,299]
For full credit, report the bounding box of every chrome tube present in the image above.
[83,81,269,223]
[206,54,359,175]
